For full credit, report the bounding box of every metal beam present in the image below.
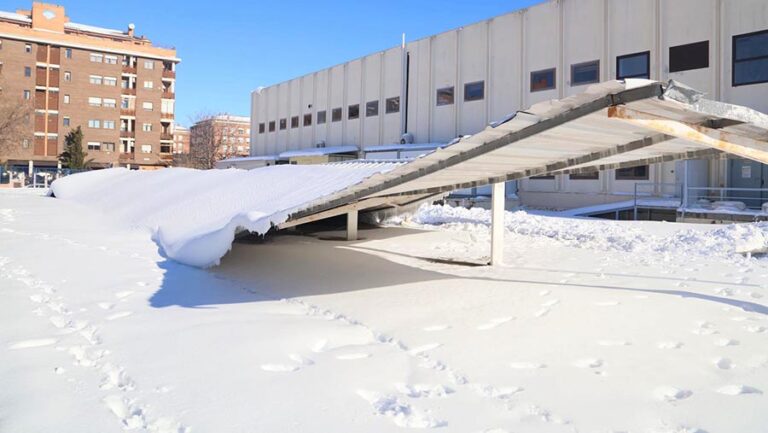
[276,197,393,230]
[607,106,768,164]
[555,149,722,175]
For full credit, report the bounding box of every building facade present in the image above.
[250,0,768,209]
[173,124,189,154]
[190,115,251,159]
[0,2,180,170]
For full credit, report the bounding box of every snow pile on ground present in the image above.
[395,203,768,260]
[50,165,394,267]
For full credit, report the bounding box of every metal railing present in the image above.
[632,182,683,220]
[1,167,89,188]
[681,186,768,218]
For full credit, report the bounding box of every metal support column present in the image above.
[347,209,358,241]
[490,181,505,265]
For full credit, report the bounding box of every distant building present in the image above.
[190,114,250,159]
[173,124,189,154]
[0,2,180,171]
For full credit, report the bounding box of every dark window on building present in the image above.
[733,30,768,86]
[268,121,275,132]
[24,43,31,53]
[348,104,359,120]
[569,171,599,180]
[385,96,400,114]
[436,87,454,106]
[279,118,286,130]
[617,51,650,79]
[290,116,299,128]
[63,117,70,127]
[366,100,378,117]
[464,81,485,101]
[571,60,600,86]
[303,114,312,126]
[331,108,342,122]
[24,66,31,77]
[317,110,327,124]
[669,41,709,73]
[530,175,555,180]
[65,48,72,59]
[531,68,556,92]
[615,165,649,180]
[258,123,265,134]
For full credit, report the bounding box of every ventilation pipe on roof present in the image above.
[400,133,413,145]
[127,23,135,37]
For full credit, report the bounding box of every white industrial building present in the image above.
[250,0,768,212]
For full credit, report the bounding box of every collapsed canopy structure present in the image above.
[52,80,768,268]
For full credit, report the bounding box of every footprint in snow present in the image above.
[476,317,514,330]
[573,358,603,368]
[97,302,114,310]
[715,338,739,347]
[654,386,692,402]
[539,290,551,296]
[311,339,328,353]
[509,362,546,369]
[289,354,315,365]
[717,385,762,396]
[745,325,766,334]
[714,358,733,370]
[541,299,560,307]
[396,383,454,398]
[408,343,442,355]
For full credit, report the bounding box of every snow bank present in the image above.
[50,165,395,267]
[394,204,768,260]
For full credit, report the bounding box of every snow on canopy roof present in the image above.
[363,143,447,153]
[0,10,31,23]
[279,145,359,158]
[65,22,126,37]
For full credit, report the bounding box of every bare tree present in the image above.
[189,112,237,169]
[0,84,33,164]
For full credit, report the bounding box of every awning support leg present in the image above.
[347,209,358,241]
[490,181,505,265]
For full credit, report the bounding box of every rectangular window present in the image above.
[104,77,117,86]
[268,121,275,132]
[88,96,102,107]
[87,142,101,150]
[366,100,378,117]
[65,48,72,59]
[64,71,71,82]
[385,96,400,114]
[303,113,312,126]
[104,55,118,65]
[530,175,555,180]
[279,118,286,130]
[121,98,129,109]
[348,104,359,120]
[63,116,70,126]
[89,53,103,63]
[104,142,115,152]
[617,51,650,80]
[258,123,265,133]
[571,60,600,86]
[669,41,709,73]
[24,66,31,77]
[142,101,153,111]
[25,43,31,53]
[615,165,649,180]
[436,86,454,106]
[141,144,152,153]
[143,81,153,89]
[87,119,101,128]
[144,61,154,70]
[103,98,116,108]
[331,107,342,122]
[317,110,327,124]
[733,30,768,86]
[531,68,556,92]
[291,116,299,128]
[23,90,30,100]
[103,120,115,129]
[464,81,484,101]
[89,75,102,85]
[237,128,244,134]
[569,172,599,180]
[142,123,152,132]
[63,94,70,104]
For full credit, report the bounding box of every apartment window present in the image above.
[64,71,71,82]
[23,90,30,100]
[615,165,649,180]
[317,110,327,124]
[530,175,555,180]
[141,144,152,153]
[237,128,245,134]
[366,100,379,117]
[733,30,768,86]
[279,118,286,130]
[103,98,116,108]
[103,120,115,129]
[571,60,600,86]
[385,96,400,114]
[25,43,31,53]
[143,81,153,89]
[90,53,103,63]
[63,116,70,127]
[436,86,454,106]
[161,144,172,153]
[142,123,152,132]
[89,75,103,85]
[144,61,154,70]
[531,68,556,92]
[669,41,709,73]
[87,119,101,128]
[65,48,71,59]
[88,96,102,107]
[268,121,275,132]
[291,116,299,128]
[87,142,101,150]
[331,107,342,122]
[464,81,485,101]
[258,123,265,133]
[303,114,312,126]
[121,98,129,109]
[569,172,599,180]
[24,66,31,77]
[104,142,115,152]
[104,77,117,86]
[617,51,650,80]
[63,94,70,104]
[104,55,118,65]
[142,101,153,111]
[348,104,359,120]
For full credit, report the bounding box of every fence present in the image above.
[632,182,683,220]
[0,166,89,188]
[681,186,768,218]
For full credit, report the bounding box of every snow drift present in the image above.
[50,165,396,267]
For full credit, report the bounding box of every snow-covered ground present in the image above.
[1,190,767,433]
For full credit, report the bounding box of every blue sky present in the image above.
[5,0,543,125]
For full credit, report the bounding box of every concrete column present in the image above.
[490,181,505,266]
[28,160,34,177]
[347,209,358,241]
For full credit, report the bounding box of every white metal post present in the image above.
[490,181,505,265]
[347,209,358,241]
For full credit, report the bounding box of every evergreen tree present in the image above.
[58,126,92,169]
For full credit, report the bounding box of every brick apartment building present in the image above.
[190,115,251,159]
[173,124,189,154]
[0,2,180,171]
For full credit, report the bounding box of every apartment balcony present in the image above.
[122,65,137,74]
[162,69,176,79]
[160,112,174,121]
[160,133,173,141]
[120,131,135,138]
[120,108,136,117]
[121,88,137,96]
[119,152,135,162]
[161,91,175,99]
